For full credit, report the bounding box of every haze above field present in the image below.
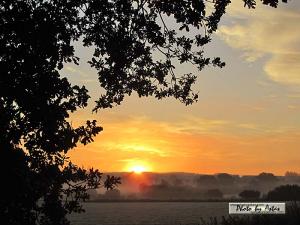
[87,171,300,201]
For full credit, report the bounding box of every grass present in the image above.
[199,202,300,225]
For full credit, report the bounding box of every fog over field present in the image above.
[87,172,300,201]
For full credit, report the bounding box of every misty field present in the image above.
[69,202,300,225]
[69,202,227,225]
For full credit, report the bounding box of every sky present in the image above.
[62,1,300,175]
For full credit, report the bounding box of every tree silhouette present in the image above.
[257,172,278,183]
[216,173,235,186]
[239,190,261,199]
[267,185,300,201]
[0,0,288,224]
[205,189,223,199]
[195,175,218,189]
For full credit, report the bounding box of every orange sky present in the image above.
[65,1,300,175]
[68,109,300,175]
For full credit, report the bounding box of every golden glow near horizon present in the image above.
[128,165,147,174]
[124,158,152,174]
[65,1,300,175]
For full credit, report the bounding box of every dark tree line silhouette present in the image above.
[0,0,288,225]
[239,190,261,199]
[267,184,300,201]
[82,172,300,201]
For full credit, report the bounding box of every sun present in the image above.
[124,158,152,174]
[125,161,152,174]
[130,165,147,174]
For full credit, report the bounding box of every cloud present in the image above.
[287,93,300,99]
[173,116,230,134]
[264,53,300,84]
[218,1,300,85]
[65,65,90,78]
[106,143,169,157]
[237,123,258,130]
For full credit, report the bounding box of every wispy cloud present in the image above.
[287,93,300,99]
[65,65,90,78]
[218,1,300,85]
[105,143,169,157]
[237,123,259,130]
[172,116,230,134]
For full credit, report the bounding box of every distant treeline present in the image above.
[87,171,300,201]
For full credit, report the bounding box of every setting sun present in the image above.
[125,161,152,174]
[130,165,146,174]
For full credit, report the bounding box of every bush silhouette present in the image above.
[239,190,261,199]
[267,185,300,201]
[205,189,223,199]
